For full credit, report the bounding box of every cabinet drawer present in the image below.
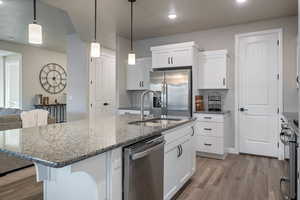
[163,125,193,145]
[197,136,224,155]
[194,114,224,123]
[195,122,223,137]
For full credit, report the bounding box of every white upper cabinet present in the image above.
[126,58,151,90]
[197,50,229,89]
[151,42,198,69]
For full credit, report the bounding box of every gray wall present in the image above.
[66,33,89,121]
[116,36,131,108]
[133,16,298,148]
[0,40,67,109]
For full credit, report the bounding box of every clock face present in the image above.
[39,63,67,94]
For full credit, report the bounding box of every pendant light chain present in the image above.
[130,0,133,51]
[94,0,97,42]
[33,0,37,23]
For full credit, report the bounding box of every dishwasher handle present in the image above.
[131,141,165,160]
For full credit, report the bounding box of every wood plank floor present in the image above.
[0,154,287,200]
[175,154,288,200]
[0,167,42,200]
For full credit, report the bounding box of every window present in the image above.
[0,51,21,108]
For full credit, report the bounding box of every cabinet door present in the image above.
[198,56,227,89]
[172,49,193,67]
[127,64,142,90]
[140,58,151,90]
[177,136,192,186]
[152,51,171,69]
[191,127,196,173]
[127,59,150,90]
[164,145,180,200]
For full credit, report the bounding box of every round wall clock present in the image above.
[39,63,67,94]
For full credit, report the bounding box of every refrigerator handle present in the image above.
[161,81,165,109]
[165,82,168,114]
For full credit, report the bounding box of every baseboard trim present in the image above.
[227,148,239,154]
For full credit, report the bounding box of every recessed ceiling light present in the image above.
[0,1,3,5]
[236,0,247,3]
[168,14,177,20]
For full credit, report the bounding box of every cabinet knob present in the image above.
[103,103,109,106]
[223,78,226,86]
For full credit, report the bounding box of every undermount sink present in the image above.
[128,118,181,127]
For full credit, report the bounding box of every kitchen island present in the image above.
[0,115,195,200]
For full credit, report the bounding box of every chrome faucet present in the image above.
[140,90,160,121]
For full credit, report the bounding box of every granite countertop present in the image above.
[0,115,194,168]
[194,110,231,115]
[282,112,298,134]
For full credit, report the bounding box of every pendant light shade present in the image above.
[28,23,42,44]
[128,51,136,65]
[91,42,101,58]
[128,0,136,65]
[90,0,101,58]
[29,0,42,44]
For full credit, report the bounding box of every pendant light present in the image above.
[90,0,101,58]
[28,0,42,44]
[128,0,136,65]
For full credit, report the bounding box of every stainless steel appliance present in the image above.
[123,136,165,200]
[280,119,298,200]
[150,68,192,117]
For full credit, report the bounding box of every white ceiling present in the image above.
[116,0,298,39]
[42,0,297,50]
[0,0,297,51]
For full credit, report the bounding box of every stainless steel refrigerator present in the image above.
[150,68,192,117]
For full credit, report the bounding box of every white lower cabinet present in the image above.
[194,113,230,159]
[163,123,196,200]
[164,144,180,199]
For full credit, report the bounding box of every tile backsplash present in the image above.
[127,91,151,108]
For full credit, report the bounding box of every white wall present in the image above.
[0,40,67,109]
[116,36,131,108]
[134,16,298,148]
[66,33,89,121]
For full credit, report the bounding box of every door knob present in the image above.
[239,108,248,112]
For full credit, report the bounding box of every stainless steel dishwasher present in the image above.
[123,136,165,200]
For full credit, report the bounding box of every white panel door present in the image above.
[238,31,280,157]
[90,53,116,118]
